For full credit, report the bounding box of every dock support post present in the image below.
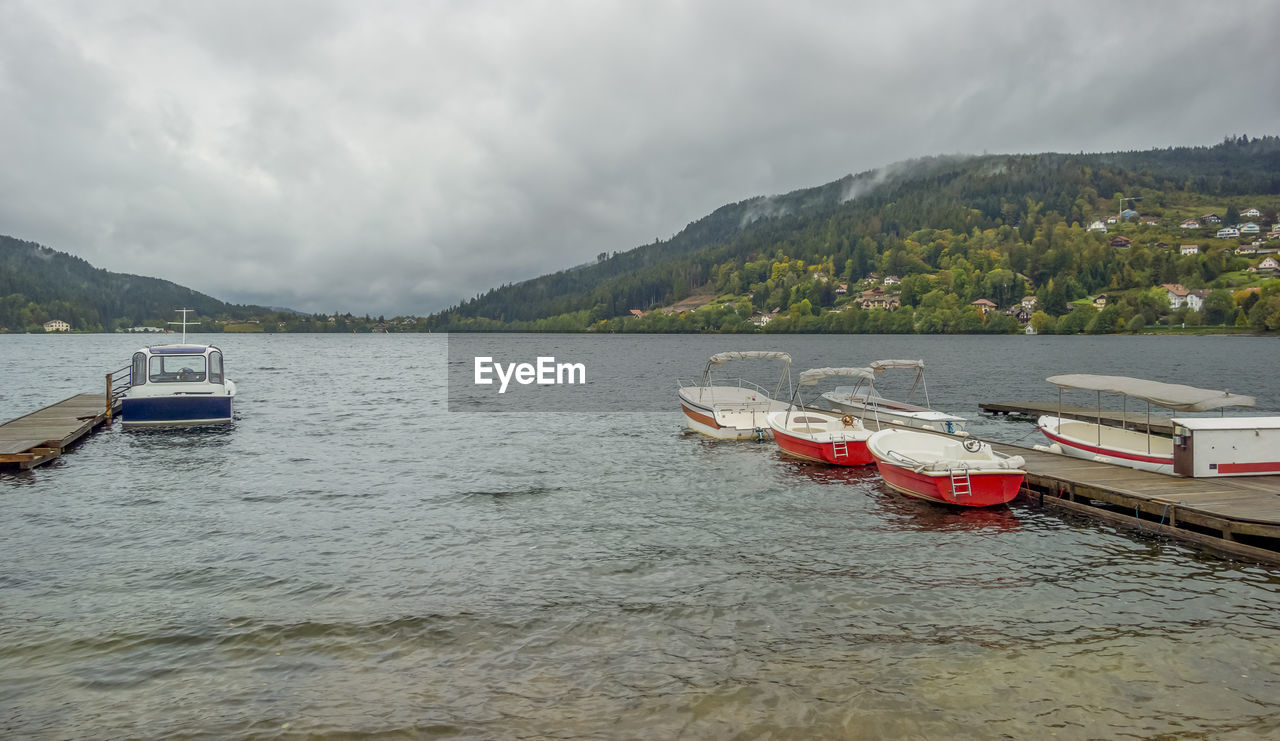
[105,372,113,424]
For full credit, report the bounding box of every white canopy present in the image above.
[869,359,924,373]
[798,367,877,386]
[1046,374,1256,412]
[707,351,791,364]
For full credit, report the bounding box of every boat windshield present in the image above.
[148,354,207,383]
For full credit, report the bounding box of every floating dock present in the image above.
[0,394,117,470]
[992,441,1280,565]
[980,401,1174,435]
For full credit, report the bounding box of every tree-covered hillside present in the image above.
[0,236,259,332]
[425,135,1280,333]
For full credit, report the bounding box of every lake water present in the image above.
[2,333,1279,738]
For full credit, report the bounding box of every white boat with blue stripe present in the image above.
[119,310,236,428]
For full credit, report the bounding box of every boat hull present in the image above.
[678,386,784,440]
[772,426,874,466]
[121,395,233,427]
[1037,416,1173,474]
[873,460,1023,507]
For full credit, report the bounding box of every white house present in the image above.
[1242,207,1261,218]
[1162,283,1190,309]
[882,275,901,285]
[1180,244,1200,256]
[1216,227,1241,239]
[1186,290,1207,313]
[1180,219,1200,229]
[1257,256,1280,272]
[1024,324,1038,335]
[1087,220,1108,232]
[43,319,70,332]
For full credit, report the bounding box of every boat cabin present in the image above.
[132,344,227,386]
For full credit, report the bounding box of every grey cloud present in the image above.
[1,0,1277,316]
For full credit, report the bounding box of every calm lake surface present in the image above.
[2,333,1279,739]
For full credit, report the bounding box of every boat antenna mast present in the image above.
[168,309,200,343]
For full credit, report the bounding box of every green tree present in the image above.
[1201,289,1234,325]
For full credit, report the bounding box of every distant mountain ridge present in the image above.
[0,235,263,331]
[425,135,1280,331]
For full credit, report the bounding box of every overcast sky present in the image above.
[2,1,1277,315]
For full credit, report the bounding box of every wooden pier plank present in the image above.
[0,393,114,470]
[993,440,1280,556]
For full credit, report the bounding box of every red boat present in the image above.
[867,428,1025,507]
[767,367,876,466]
[768,409,874,465]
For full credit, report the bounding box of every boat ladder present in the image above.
[950,466,972,498]
[831,440,849,459]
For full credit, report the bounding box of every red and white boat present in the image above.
[767,367,876,466]
[1035,374,1256,475]
[678,351,792,440]
[867,428,1026,507]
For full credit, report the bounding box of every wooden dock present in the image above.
[0,394,117,470]
[981,401,1174,435]
[993,441,1280,564]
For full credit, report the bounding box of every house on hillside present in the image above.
[1242,207,1261,218]
[1092,294,1109,309]
[750,309,780,327]
[1088,220,1108,232]
[629,309,648,318]
[1106,216,1119,225]
[1180,219,1200,229]
[1162,283,1191,309]
[1109,235,1132,248]
[970,299,997,316]
[1006,306,1032,323]
[1241,222,1260,234]
[1186,290,1207,312]
[1021,296,1038,311]
[1139,216,1159,225]
[882,275,901,286]
[1216,227,1241,239]
[860,288,900,310]
[42,319,70,332]
[1120,209,1139,221]
[835,283,848,295]
[1180,244,1200,256]
[1253,256,1280,273]
[1203,214,1222,224]
[1236,244,1258,255]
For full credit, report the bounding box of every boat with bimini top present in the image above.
[822,359,967,435]
[678,351,792,440]
[868,428,1026,507]
[1035,374,1255,475]
[119,310,237,428]
[767,367,876,466]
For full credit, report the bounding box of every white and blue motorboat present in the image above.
[119,311,236,427]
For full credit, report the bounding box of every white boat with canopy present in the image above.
[821,359,967,435]
[767,367,876,465]
[1035,374,1256,474]
[678,351,792,440]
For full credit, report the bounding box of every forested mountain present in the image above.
[425,135,1280,333]
[0,236,258,332]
